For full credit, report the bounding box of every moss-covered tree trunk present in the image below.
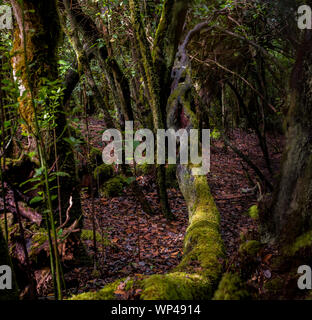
[63,0,134,124]
[260,30,312,250]
[10,0,82,224]
[152,0,188,119]
[60,0,115,129]
[129,0,190,220]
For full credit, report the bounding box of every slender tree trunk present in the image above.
[129,0,174,219]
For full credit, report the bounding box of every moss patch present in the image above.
[29,228,48,260]
[282,230,312,256]
[141,272,211,300]
[88,148,102,169]
[69,279,122,300]
[264,277,284,296]
[247,205,259,220]
[80,229,110,246]
[99,176,127,198]
[213,272,250,300]
[136,162,153,176]
[239,240,262,257]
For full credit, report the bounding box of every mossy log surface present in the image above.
[213,272,250,300]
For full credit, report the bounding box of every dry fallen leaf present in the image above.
[263,254,273,264]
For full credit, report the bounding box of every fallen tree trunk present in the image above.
[4,200,42,226]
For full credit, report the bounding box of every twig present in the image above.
[58,195,73,230]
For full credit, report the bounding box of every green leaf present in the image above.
[34,167,44,178]
[30,196,43,205]
[51,171,70,177]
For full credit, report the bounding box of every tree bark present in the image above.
[129,0,174,220]
[64,0,134,123]
[60,0,115,128]
[10,0,82,225]
[260,31,312,247]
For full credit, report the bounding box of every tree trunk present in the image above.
[260,31,312,249]
[60,0,115,129]
[10,0,82,225]
[129,0,174,220]
[64,0,134,123]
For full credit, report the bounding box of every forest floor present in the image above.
[0,118,285,299]
[62,119,283,298]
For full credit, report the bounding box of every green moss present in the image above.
[141,272,210,300]
[136,162,153,176]
[152,0,174,64]
[80,229,110,246]
[167,79,198,130]
[125,280,134,291]
[29,229,48,259]
[213,273,250,300]
[93,164,114,185]
[239,240,262,256]
[283,230,312,256]
[100,175,127,198]
[247,205,259,220]
[173,173,224,293]
[69,279,122,300]
[264,277,284,295]
[11,0,61,130]
[0,213,14,238]
[211,129,221,140]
